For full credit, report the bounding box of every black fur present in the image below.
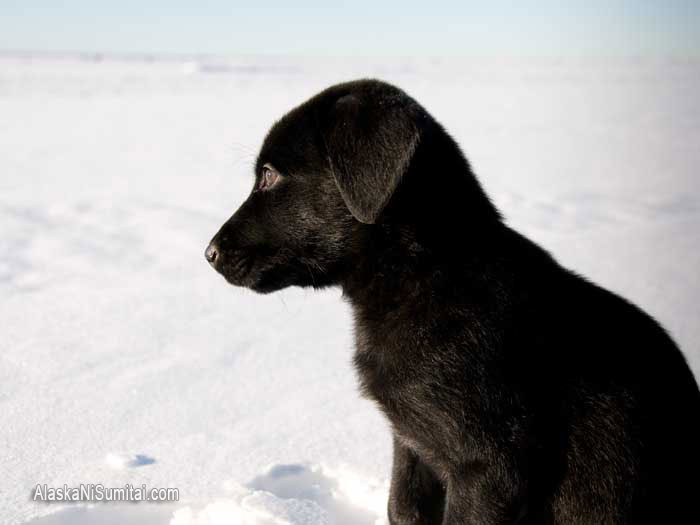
[206,79,700,524]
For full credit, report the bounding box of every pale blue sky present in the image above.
[1,1,698,57]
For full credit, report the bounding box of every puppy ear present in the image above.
[322,92,420,224]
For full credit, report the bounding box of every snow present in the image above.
[1,53,698,525]
[104,453,157,470]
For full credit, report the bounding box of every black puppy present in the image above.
[206,80,700,524]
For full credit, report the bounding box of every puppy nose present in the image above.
[205,243,219,266]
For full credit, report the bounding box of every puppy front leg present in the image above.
[388,437,445,525]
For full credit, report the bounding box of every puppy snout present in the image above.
[205,242,219,267]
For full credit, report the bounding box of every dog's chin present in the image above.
[248,277,291,295]
[221,259,302,295]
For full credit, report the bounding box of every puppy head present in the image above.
[206,79,425,293]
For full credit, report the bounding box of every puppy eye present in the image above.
[258,165,280,192]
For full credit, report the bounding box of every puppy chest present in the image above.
[387,390,464,475]
[353,347,467,462]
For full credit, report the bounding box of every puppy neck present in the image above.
[341,210,503,316]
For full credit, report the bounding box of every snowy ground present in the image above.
[1,53,698,525]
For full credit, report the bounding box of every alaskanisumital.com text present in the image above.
[33,484,179,502]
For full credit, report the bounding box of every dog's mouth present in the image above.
[219,251,257,286]
[217,247,289,292]
[212,246,309,294]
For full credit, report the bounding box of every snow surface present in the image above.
[1,53,699,525]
